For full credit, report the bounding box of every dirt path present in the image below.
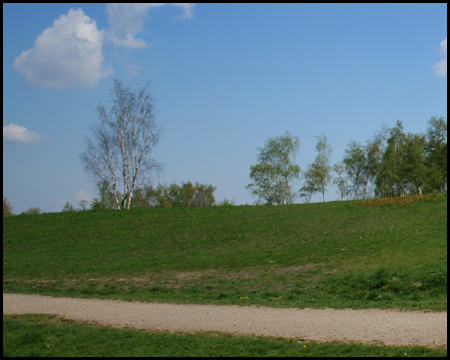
[3,293,447,348]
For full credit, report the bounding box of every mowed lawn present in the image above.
[3,194,447,310]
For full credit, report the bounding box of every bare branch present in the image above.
[80,79,162,210]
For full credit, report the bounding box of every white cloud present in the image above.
[432,38,447,77]
[56,198,67,206]
[106,3,195,48]
[74,189,93,203]
[173,3,196,19]
[14,8,112,89]
[3,124,46,143]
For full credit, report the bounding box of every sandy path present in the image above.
[3,293,447,348]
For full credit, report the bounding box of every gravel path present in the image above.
[3,293,447,348]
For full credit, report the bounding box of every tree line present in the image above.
[247,116,447,205]
[3,78,446,215]
[79,78,446,208]
[90,180,218,210]
[3,180,220,216]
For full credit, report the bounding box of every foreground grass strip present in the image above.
[3,196,447,310]
[3,315,447,357]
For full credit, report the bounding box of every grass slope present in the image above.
[3,195,447,310]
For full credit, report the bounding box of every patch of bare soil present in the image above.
[3,293,447,348]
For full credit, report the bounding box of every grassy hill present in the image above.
[3,194,447,310]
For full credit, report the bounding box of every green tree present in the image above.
[342,141,369,199]
[332,162,351,200]
[299,168,320,203]
[375,120,407,197]
[364,134,385,196]
[128,187,148,209]
[301,133,333,202]
[3,197,14,217]
[403,133,427,195]
[247,132,301,205]
[425,116,447,193]
[81,79,162,210]
[90,180,119,210]
[131,182,217,208]
[192,183,216,207]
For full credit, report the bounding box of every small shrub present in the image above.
[3,196,14,217]
[21,207,41,215]
[356,194,445,207]
[217,198,235,207]
[62,202,75,212]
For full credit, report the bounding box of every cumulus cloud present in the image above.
[106,3,195,48]
[432,38,447,77]
[3,124,46,143]
[14,8,112,89]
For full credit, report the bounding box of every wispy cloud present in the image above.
[106,3,195,49]
[432,38,447,77]
[3,124,46,143]
[173,3,196,19]
[74,189,93,203]
[14,8,112,89]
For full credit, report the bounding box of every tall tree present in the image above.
[375,120,407,197]
[332,162,351,200]
[425,116,447,193]
[299,167,320,203]
[341,141,368,199]
[301,133,333,202]
[81,79,162,210]
[247,132,301,205]
[403,133,427,195]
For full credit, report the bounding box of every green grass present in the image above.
[3,195,447,310]
[3,315,447,357]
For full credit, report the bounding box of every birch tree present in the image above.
[301,133,333,202]
[247,132,301,205]
[341,140,369,199]
[81,79,162,210]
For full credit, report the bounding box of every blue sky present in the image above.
[3,3,447,213]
